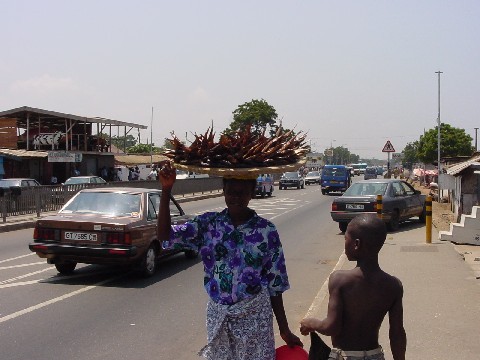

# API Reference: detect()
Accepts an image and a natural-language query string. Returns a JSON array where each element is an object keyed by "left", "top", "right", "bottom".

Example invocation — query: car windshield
[
  {"left": 0, "top": 180, "right": 19, "bottom": 187},
  {"left": 344, "top": 182, "right": 388, "bottom": 196},
  {"left": 283, "top": 172, "right": 299, "bottom": 179},
  {"left": 61, "top": 192, "right": 141, "bottom": 216},
  {"left": 64, "top": 177, "right": 91, "bottom": 185},
  {"left": 323, "top": 168, "right": 346, "bottom": 176},
  {"left": 307, "top": 172, "right": 319, "bottom": 177}
]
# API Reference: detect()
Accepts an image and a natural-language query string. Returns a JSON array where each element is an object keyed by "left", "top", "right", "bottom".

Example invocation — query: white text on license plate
[
  {"left": 346, "top": 204, "right": 364, "bottom": 210},
  {"left": 65, "top": 232, "right": 97, "bottom": 241}
]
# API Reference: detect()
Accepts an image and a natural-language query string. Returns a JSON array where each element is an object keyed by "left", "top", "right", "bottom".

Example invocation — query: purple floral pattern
[{"left": 163, "top": 209, "right": 290, "bottom": 304}]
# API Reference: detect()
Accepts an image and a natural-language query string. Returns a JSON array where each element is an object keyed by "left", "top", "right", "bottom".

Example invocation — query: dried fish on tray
[{"left": 163, "top": 125, "right": 308, "bottom": 177}]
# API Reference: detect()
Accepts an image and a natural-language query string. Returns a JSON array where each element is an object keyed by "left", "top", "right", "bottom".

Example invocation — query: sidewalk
[
  {"left": 309, "top": 223, "right": 480, "bottom": 359},
  {"left": 0, "top": 191, "right": 224, "bottom": 234}
]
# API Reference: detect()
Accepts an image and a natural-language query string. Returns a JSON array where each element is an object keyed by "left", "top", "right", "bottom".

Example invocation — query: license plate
[
  {"left": 346, "top": 204, "right": 364, "bottom": 210},
  {"left": 65, "top": 231, "right": 97, "bottom": 241},
  {"left": 330, "top": 180, "right": 338, "bottom": 184}
]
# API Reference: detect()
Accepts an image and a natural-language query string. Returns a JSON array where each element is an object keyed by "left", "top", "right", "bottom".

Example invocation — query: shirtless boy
[{"left": 300, "top": 214, "right": 406, "bottom": 360}]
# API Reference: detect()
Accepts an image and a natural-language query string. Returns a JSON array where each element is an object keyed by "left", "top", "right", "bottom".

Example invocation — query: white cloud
[{"left": 10, "top": 74, "right": 77, "bottom": 95}]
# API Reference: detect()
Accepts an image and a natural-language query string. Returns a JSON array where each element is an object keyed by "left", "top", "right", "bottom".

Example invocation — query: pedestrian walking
[
  {"left": 157, "top": 160, "right": 303, "bottom": 360},
  {"left": 300, "top": 214, "right": 406, "bottom": 360}
]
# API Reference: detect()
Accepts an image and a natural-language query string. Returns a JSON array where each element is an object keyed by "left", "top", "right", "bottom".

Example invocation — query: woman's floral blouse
[{"left": 163, "top": 209, "right": 290, "bottom": 305}]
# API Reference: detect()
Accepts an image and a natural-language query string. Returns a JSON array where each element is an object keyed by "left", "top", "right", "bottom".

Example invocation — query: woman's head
[{"left": 222, "top": 178, "right": 256, "bottom": 210}]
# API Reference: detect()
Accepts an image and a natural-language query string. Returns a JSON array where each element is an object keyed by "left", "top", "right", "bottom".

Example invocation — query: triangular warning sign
[{"left": 382, "top": 140, "right": 395, "bottom": 152}]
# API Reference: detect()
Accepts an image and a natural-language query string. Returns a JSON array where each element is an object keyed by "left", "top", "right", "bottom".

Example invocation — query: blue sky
[{"left": 1, "top": 1, "right": 479, "bottom": 159}]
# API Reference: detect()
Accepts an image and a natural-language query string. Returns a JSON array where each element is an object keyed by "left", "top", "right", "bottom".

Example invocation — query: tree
[
  {"left": 127, "top": 143, "right": 162, "bottom": 154},
  {"left": 417, "top": 123, "right": 473, "bottom": 164},
  {"left": 402, "top": 141, "right": 419, "bottom": 169},
  {"left": 226, "top": 99, "right": 278, "bottom": 136},
  {"left": 107, "top": 134, "right": 137, "bottom": 150}
]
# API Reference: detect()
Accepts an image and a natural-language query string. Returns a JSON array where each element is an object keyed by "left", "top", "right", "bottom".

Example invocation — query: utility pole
[
  {"left": 475, "top": 127, "right": 479, "bottom": 152},
  {"left": 436, "top": 70, "right": 443, "bottom": 202}
]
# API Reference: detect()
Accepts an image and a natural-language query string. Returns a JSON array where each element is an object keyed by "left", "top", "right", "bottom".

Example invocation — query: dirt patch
[{"left": 411, "top": 180, "right": 455, "bottom": 232}]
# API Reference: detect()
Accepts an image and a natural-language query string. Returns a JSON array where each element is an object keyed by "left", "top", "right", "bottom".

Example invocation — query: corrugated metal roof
[
  {"left": 0, "top": 106, "right": 147, "bottom": 129},
  {"left": 446, "top": 155, "right": 480, "bottom": 175},
  {"left": 0, "top": 148, "right": 48, "bottom": 160}
]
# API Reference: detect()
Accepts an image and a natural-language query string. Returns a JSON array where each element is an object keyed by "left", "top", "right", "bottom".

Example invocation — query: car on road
[
  {"left": 279, "top": 172, "right": 305, "bottom": 190},
  {"left": 29, "top": 187, "right": 197, "bottom": 277},
  {"left": 330, "top": 179, "right": 426, "bottom": 233},
  {"left": 0, "top": 178, "right": 41, "bottom": 189},
  {"left": 321, "top": 165, "right": 351, "bottom": 194},
  {"left": 304, "top": 171, "right": 321, "bottom": 185},
  {"left": 255, "top": 173, "right": 274, "bottom": 197},
  {"left": 363, "top": 167, "right": 378, "bottom": 180},
  {"left": 63, "top": 176, "right": 107, "bottom": 185}
]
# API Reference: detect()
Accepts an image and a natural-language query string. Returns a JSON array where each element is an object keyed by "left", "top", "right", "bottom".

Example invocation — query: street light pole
[
  {"left": 475, "top": 127, "right": 479, "bottom": 152},
  {"left": 436, "top": 70, "right": 443, "bottom": 202}
]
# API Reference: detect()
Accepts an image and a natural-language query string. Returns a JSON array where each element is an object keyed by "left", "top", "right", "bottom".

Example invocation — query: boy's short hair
[{"left": 348, "top": 214, "right": 387, "bottom": 252}]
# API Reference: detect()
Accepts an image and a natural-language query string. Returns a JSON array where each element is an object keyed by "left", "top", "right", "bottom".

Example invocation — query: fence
[{"left": 0, "top": 177, "right": 224, "bottom": 222}]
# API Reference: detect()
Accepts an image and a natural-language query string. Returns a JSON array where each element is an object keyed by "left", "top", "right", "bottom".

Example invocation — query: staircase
[{"left": 439, "top": 206, "right": 480, "bottom": 245}]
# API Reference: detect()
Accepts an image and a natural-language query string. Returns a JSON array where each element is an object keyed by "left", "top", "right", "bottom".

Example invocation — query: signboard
[
  {"left": 392, "top": 153, "right": 403, "bottom": 159},
  {"left": 382, "top": 140, "right": 395, "bottom": 153},
  {"left": 48, "top": 151, "right": 82, "bottom": 163}
]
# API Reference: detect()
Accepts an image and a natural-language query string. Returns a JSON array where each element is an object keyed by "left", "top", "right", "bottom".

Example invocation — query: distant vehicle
[
  {"left": 304, "top": 171, "right": 321, "bottom": 185},
  {"left": 351, "top": 163, "right": 368, "bottom": 176},
  {"left": 321, "top": 165, "right": 351, "bottom": 194},
  {"left": 330, "top": 179, "right": 426, "bottom": 233},
  {"left": 29, "top": 187, "right": 197, "bottom": 277},
  {"left": 364, "top": 167, "right": 378, "bottom": 180},
  {"left": 376, "top": 166, "right": 384, "bottom": 176},
  {"left": 279, "top": 172, "right": 305, "bottom": 190},
  {"left": 0, "top": 178, "right": 41, "bottom": 188},
  {"left": 63, "top": 176, "right": 107, "bottom": 185},
  {"left": 255, "top": 174, "right": 274, "bottom": 197}
]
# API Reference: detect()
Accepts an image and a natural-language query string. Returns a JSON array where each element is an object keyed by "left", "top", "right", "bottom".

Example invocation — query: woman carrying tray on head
[{"left": 157, "top": 160, "right": 303, "bottom": 360}]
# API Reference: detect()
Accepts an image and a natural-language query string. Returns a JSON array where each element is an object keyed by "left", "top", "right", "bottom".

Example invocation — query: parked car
[
  {"left": 330, "top": 179, "right": 426, "bottom": 233},
  {"left": 255, "top": 173, "right": 274, "bottom": 197},
  {"left": 363, "top": 167, "right": 378, "bottom": 180},
  {"left": 29, "top": 187, "right": 197, "bottom": 277},
  {"left": 0, "top": 178, "right": 41, "bottom": 189},
  {"left": 304, "top": 171, "right": 321, "bottom": 185},
  {"left": 63, "top": 176, "right": 107, "bottom": 185},
  {"left": 279, "top": 172, "right": 305, "bottom": 190}
]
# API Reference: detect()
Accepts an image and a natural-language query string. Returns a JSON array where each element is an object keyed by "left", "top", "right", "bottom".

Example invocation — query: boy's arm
[
  {"left": 271, "top": 295, "right": 303, "bottom": 348},
  {"left": 389, "top": 280, "right": 406, "bottom": 360},
  {"left": 300, "top": 272, "right": 343, "bottom": 336}
]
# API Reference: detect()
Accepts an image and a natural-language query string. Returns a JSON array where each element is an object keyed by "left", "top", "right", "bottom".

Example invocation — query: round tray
[{"left": 174, "top": 158, "right": 306, "bottom": 179}]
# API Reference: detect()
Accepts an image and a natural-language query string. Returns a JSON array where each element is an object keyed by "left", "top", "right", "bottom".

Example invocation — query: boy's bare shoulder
[{"left": 330, "top": 269, "right": 403, "bottom": 293}]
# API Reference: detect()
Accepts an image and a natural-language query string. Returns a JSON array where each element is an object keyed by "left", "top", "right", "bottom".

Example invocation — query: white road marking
[
  {"left": 303, "top": 252, "right": 347, "bottom": 318},
  {"left": 0, "top": 267, "right": 54, "bottom": 285},
  {"left": 0, "top": 253, "right": 35, "bottom": 264},
  {"left": 0, "top": 262, "right": 46, "bottom": 270},
  {"left": 0, "top": 274, "right": 126, "bottom": 324}
]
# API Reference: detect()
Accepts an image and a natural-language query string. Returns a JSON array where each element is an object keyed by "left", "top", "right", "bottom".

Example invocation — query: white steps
[{"left": 439, "top": 206, "right": 480, "bottom": 245}]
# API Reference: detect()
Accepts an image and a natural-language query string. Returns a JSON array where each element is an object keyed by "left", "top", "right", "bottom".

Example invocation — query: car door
[
  {"left": 400, "top": 181, "right": 424, "bottom": 216},
  {"left": 390, "top": 181, "right": 409, "bottom": 219}
]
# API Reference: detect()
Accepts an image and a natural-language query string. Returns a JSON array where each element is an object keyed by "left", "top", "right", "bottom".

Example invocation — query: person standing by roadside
[
  {"left": 300, "top": 214, "right": 406, "bottom": 360},
  {"left": 157, "top": 160, "right": 303, "bottom": 360}
]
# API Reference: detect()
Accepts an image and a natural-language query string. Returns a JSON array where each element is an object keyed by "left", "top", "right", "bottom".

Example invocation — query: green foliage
[
  {"left": 402, "top": 141, "right": 419, "bottom": 168},
  {"left": 107, "top": 134, "right": 137, "bottom": 150},
  {"left": 127, "top": 143, "right": 162, "bottom": 154},
  {"left": 417, "top": 123, "right": 473, "bottom": 163},
  {"left": 226, "top": 99, "right": 278, "bottom": 136}
]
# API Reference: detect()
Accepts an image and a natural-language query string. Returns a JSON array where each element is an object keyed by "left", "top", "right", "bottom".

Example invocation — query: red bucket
[{"left": 275, "top": 345, "right": 308, "bottom": 360}]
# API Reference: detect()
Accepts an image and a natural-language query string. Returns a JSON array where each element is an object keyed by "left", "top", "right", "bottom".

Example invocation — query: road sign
[
  {"left": 382, "top": 140, "right": 395, "bottom": 153},
  {"left": 392, "top": 153, "right": 403, "bottom": 159}
]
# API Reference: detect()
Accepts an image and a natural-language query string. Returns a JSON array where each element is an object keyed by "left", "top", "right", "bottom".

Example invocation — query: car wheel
[
  {"left": 339, "top": 222, "right": 348, "bottom": 233},
  {"left": 261, "top": 188, "right": 266, "bottom": 198},
  {"left": 321, "top": 189, "right": 326, "bottom": 195},
  {"left": 268, "top": 188, "right": 273, "bottom": 197},
  {"left": 297, "top": 184, "right": 300, "bottom": 189},
  {"left": 387, "top": 210, "right": 400, "bottom": 231},
  {"left": 55, "top": 262, "right": 77, "bottom": 275},
  {"left": 140, "top": 243, "right": 158, "bottom": 277},
  {"left": 301, "top": 183, "right": 305, "bottom": 189},
  {"left": 419, "top": 206, "right": 427, "bottom": 223}
]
